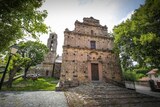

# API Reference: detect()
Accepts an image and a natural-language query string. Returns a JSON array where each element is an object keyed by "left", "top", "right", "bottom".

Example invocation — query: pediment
[{"left": 89, "top": 51, "right": 98, "bottom": 55}]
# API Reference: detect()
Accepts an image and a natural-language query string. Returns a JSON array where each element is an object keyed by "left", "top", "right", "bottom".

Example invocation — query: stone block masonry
[{"left": 60, "top": 17, "right": 122, "bottom": 88}]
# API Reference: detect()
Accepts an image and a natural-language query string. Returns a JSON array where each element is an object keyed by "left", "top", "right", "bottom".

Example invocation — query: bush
[
  {"left": 123, "top": 70, "right": 136, "bottom": 81},
  {"left": 123, "top": 70, "right": 145, "bottom": 81},
  {"left": 134, "top": 68, "right": 150, "bottom": 75}
]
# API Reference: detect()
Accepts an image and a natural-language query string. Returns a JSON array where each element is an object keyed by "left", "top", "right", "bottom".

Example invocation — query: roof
[
  {"left": 55, "top": 56, "right": 62, "bottom": 63},
  {"left": 147, "top": 69, "right": 159, "bottom": 75}
]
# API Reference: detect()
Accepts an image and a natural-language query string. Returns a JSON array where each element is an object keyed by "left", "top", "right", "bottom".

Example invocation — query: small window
[
  {"left": 46, "top": 70, "right": 49, "bottom": 76},
  {"left": 91, "top": 30, "right": 93, "bottom": 35},
  {"left": 90, "top": 41, "right": 96, "bottom": 49}
]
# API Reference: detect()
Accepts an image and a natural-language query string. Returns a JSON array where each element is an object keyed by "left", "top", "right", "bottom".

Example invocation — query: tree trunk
[
  {"left": 7, "top": 67, "right": 20, "bottom": 88},
  {"left": 24, "top": 66, "right": 30, "bottom": 79}
]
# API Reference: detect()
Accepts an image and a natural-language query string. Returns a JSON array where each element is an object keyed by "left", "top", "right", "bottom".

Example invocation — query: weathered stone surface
[
  {"left": 31, "top": 33, "right": 58, "bottom": 77},
  {"left": 41, "top": 33, "right": 57, "bottom": 77},
  {"left": 60, "top": 17, "right": 122, "bottom": 88},
  {"left": 53, "top": 56, "right": 62, "bottom": 79},
  {"left": 47, "top": 33, "right": 57, "bottom": 53},
  {"left": 65, "top": 82, "right": 160, "bottom": 107}
]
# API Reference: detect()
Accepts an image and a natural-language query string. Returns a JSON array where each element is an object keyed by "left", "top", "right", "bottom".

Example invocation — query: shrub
[
  {"left": 123, "top": 70, "right": 137, "bottom": 81},
  {"left": 134, "top": 68, "right": 150, "bottom": 75},
  {"left": 123, "top": 70, "right": 145, "bottom": 81}
]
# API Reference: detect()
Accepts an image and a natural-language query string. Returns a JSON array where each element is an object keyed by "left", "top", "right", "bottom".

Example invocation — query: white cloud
[
  {"left": 118, "top": 11, "right": 134, "bottom": 24},
  {"left": 39, "top": 0, "right": 143, "bottom": 55}
]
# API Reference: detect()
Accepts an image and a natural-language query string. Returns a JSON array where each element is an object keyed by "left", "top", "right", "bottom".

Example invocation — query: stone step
[
  {"left": 84, "top": 100, "right": 160, "bottom": 107},
  {"left": 91, "top": 88, "right": 129, "bottom": 92},
  {"left": 90, "top": 84, "right": 117, "bottom": 88},
  {"left": 67, "top": 82, "right": 160, "bottom": 107},
  {"left": 87, "top": 91, "right": 137, "bottom": 97},
  {"left": 99, "top": 102, "right": 160, "bottom": 107},
  {"left": 84, "top": 97, "right": 160, "bottom": 106},
  {"left": 91, "top": 93, "right": 152, "bottom": 99},
  {"left": 90, "top": 82, "right": 119, "bottom": 87},
  {"left": 75, "top": 102, "right": 160, "bottom": 107},
  {"left": 83, "top": 94, "right": 158, "bottom": 100},
  {"left": 109, "top": 95, "right": 154, "bottom": 100},
  {"left": 105, "top": 90, "right": 136, "bottom": 94}
]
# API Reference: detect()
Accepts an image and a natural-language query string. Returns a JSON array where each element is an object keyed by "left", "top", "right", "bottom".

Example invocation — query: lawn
[{"left": 1, "top": 77, "right": 58, "bottom": 91}]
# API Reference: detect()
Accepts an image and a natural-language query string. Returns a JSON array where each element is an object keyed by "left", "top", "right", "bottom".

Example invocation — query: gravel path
[{"left": 0, "top": 91, "right": 68, "bottom": 107}]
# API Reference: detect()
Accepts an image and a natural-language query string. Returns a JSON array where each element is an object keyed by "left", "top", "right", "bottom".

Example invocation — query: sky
[{"left": 39, "top": 0, "right": 145, "bottom": 56}]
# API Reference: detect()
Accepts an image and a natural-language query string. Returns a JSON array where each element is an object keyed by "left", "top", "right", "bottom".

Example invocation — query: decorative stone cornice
[
  {"left": 63, "top": 45, "right": 113, "bottom": 53},
  {"left": 64, "top": 30, "right": 114, "bottom": 40}
]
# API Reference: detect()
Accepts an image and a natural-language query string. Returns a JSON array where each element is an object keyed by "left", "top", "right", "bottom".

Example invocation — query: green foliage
[
  {"left": 18, "top": 41, "right": 48, "bottom": 66},
  {"left": 123, "top": 70, "right": 145, "bottom": 81},
  {"left": 1, "top": 40, "right": 48, "bottom": 85},
  {"left": 1, "top": 77, "right": 58, "bottom": 91},
  {"left": 0, "top": 54, "right": 5, "bottom": 66},
  {"left": 17, "top": 41, "right": 48, "bottom": 78},
  {"left": 134, "top": 68, "right": 150, "bottom": 75},
  {"left": 7, "top": 54, "right": 31, "bottom": 71},
  {"left": 123, "top": 70, "right": 136, "bottom": 81},
  {"left": 0, "top": 0, "right": 49, "bottom": 52},
  {"left": 0, "top": 53, "right": 31, "bottom": 87},
  {"left": 113, "top": 0, "right": 160, "bottom": 71}
]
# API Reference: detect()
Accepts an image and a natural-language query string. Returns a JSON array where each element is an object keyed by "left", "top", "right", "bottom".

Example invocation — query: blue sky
[{"left": 39, "top": 0, "right": 145, "bottom": 55}]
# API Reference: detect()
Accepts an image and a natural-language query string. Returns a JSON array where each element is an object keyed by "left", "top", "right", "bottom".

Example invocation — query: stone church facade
[{"left": 60, "top": 17, "right": 122, "bottom": 87}]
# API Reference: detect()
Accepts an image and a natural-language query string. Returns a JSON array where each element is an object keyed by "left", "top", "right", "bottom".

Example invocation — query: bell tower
[
  {"left": 47, "top": 33, "right": 57, "bottom": 53},
  {"left": 40, "top": 32, "right": 57, "bottom": 77}
]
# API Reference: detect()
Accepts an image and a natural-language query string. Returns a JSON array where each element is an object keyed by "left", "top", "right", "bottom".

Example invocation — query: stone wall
[
  {"left": 54, "top": 63, "right": 61, "bottom": 79},
  {"left": 60, "top": 17, "right": 122, "bottom": 88},
  {"left": 63, "top": 31, "right": 113, "bottom": 50}
]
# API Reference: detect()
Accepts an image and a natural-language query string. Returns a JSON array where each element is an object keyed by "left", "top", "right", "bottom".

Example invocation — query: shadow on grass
[{"left": 1, "top": 77, "right": 59, "bottom": 91}]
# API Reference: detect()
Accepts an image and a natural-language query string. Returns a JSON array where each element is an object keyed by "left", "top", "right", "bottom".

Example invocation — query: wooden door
[{"left": 91, "top": 63, "right": 99, "bottom": 80}]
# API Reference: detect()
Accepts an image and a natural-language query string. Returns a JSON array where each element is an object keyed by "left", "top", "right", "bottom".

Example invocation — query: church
[{"left": 59, "top": 17, "right": 122, "bottom": 88}]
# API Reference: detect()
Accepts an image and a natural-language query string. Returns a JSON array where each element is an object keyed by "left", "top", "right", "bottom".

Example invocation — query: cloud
[
  {"left": 39, "top": 0, "right": 144, "bottom": 55},
  {"left": 78, "top": 0, "right": 93, "bottom": 5},
  {"left": 118, "top": 11, "right": 134, "bottom": 24}
]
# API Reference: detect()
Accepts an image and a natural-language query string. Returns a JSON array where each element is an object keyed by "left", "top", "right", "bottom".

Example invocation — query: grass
[{"left": 1, "top": 77, "right": 59, "bottom": 91}]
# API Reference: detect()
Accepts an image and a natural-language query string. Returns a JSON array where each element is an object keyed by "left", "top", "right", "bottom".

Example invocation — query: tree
[
  {"left": 7, "top": 54, "right": 31, "bottom": 87},
  {"left": 0, "top": 0, "right": 49, "bottom": 52},
  {"left": 18, "top": 41, "right": 48, "bottom": 78},
  {"left": 113, "top": 0, "right": 160, "bottom": 71},
  {"left": 4, "top": 40, "right": 48, "bottom": 87},
  {"left": 0, "top": 54, "right": 5, "bottom": 66}
]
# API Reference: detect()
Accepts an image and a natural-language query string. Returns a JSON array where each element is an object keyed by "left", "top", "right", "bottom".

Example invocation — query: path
[
  {"left": 0, "top": 91, "right": 68, "bottom": 107},
  {"left": 135, "top": 84, "right": 160, "bottom": 98}
]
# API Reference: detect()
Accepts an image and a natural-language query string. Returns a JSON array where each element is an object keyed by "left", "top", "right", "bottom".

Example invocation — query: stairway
[{"left": 66, "top": 82, "right": 160, "bottom": 107}]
